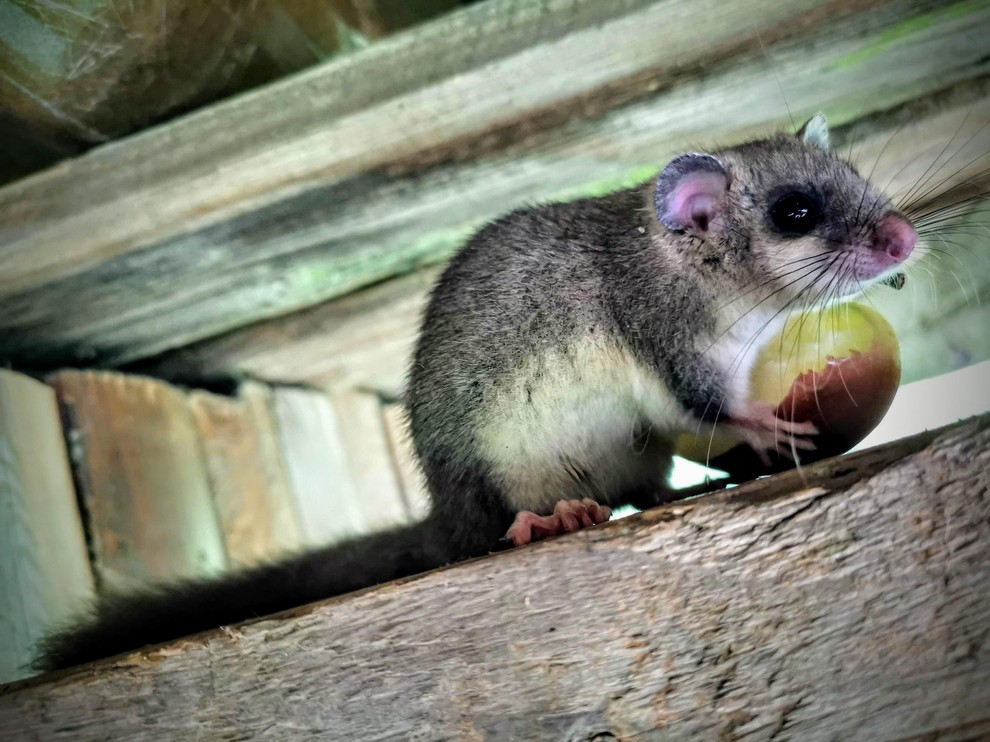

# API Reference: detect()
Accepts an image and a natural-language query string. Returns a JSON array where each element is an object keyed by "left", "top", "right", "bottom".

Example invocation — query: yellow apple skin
[{"left": 676, "top": 302, "right": 901, "bottom": 477}]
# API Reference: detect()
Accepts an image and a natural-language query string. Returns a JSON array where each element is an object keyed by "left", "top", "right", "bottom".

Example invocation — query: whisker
[
  {"left": 895, "top": 111, "right": 980, "bottom": 209},
  {"left": 698, "top": 258, "right": 840, "bottom": 466},
  {"left": 714, "top": 252, "right": 834, "bottom": 313}
]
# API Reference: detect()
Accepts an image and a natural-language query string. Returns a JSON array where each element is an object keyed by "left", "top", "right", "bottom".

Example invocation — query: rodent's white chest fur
[
  {"left": 704, "top": 304, "right": 787, "bottom": 412},
  {"left": 477, "top": 307, "right": 784, "bottom": 515},
  {"left": 477, "top": 336, "right": 692, "bottom": 514}
]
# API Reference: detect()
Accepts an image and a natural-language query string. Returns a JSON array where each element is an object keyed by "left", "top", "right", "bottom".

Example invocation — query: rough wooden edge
[
  {"left": 0, "top": 370, "right": 94, "bottom": 685},
  {"left": 1, "top": 414, "right": 986, "bottom": 740}
]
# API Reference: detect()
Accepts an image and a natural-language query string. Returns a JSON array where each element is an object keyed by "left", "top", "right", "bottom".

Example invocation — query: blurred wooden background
[{"left": 0, "top": 0, "right": 468, "bottom": 183}]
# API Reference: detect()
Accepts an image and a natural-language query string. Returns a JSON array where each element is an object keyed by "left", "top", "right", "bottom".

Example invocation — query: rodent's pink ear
[{"left": 655, "top": 153, "right": 728, "bottom": 233}]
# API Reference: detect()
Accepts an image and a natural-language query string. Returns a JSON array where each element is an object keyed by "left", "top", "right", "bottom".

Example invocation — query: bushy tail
[{"left": 36, "top": 519, "right": 446, "bottom": 671}]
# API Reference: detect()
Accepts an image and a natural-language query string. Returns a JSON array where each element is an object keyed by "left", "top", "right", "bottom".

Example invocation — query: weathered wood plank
[
  {"left": 0, "top": 370, "right": 94, "bottom": 685},
  {"left": 1, "top": 0, "right": 987, "bottom": 368},
  {"left": 134, "top": 80, "right": 990, "bottom": 394},
  {"left": 382, "top": 402, "right": 432, "bottom": 520},
  {"left": 46, "top": 371, "right": 227, "bottom": 591},
  {"left": 189, "top": 387, "right": 304, "bottom": 567},
  {"left": 330, "top": 391, "right": 415, "bottom": 529},
  {"left": 141, "top": 266, "right": 440, "bottom": 394},
  {"left": 1, "top": 416, "right": 986, "bottom": 739},
  {"left": 272, "top": 386, "right": 366, "bottom": 546},
  {"left": 0, "top": 0, "right": 810, "bottom": 293}
]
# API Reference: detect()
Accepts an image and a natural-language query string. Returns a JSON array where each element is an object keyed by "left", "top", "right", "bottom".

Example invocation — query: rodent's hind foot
[
  {"left": 729, "top": 401, "right": 818, "bottom": 467},
  {"left": 503, "top": 498, "right": 612, "bottom": 548}
]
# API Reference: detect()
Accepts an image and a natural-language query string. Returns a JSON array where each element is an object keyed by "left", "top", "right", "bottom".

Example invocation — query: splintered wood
[{"left": 2, "top": 415, "right": 987, "bottom": 740}]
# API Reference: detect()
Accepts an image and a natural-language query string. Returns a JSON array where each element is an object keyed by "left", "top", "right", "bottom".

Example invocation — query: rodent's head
[{"left": 654, "top": 115, "right": 916, "bottom": 306}]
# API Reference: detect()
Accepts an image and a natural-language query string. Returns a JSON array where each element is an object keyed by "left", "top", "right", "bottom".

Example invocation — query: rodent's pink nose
[{"left": 876, "top": 214, "right": 916, "bottom": 263}]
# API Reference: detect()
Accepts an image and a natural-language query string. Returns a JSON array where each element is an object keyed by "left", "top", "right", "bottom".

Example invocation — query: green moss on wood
[{"left": 832, "top": 0, "right": 986, "bottom": 70}]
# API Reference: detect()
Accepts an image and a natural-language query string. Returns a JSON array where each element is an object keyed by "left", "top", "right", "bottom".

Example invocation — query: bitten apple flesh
[{"left": 677, "top": 303, "right": 901, "bottom": 479}]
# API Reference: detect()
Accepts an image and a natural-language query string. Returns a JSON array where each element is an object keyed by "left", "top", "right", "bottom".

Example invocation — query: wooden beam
[
  {"left": 189, "top": 386, "right": 305, "bottom": 567},
  {"left": 1, "top": 416, "right": 987, "bottom": 738},
  {"left": 1, "top": 0, "right": 987, "bottom": 369},
  {"left": 138, "top": 265, "right": 441, "bottom": 394},
  {"left": 0, "top": 370, "right": 94, "bottom": 684},
  {"left": 137, "top": 84, "right": 990, "bottom": 395},
  {"left": 329, "top": 391, "right": 418, "bottom": 529},
  {"left": 46, "top": 371, "right": 228, "bottom": 591},
  {"left": 270, "top": 386, "right": 366, "bottom": 547}
]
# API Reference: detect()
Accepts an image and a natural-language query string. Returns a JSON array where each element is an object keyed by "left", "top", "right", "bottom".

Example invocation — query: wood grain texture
[
  {"left": 382, "top": 402, "right": 432, "bottom": 521},
  {"left": 330, "top": 391, "right": 414, "bottom": 528},
  {"left": 2, "top": 416, "right": 986, "bottom": 740},
  {"left": 0, "top": 370, "right": 94, "bottom": 684},
  {"left": 1, "top": 0, "right": 988, "bottom": 369},
  {"left": 46, "top": 371, "right": 227, "bottom": 591},
  {"left": 272, "top": 386, "right": 366, "bottom": 546},
  {"left": 135, "top": 81, "right": 990, "bottom": 395},
  {"left": 189, "top": 387, "right": 304, "bottom": 567},
  {"left": 141, "top": 266, "right": 441, "bottom": 395}
]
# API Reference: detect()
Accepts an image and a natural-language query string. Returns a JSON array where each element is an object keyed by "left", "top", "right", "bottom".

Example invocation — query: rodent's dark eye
[{"left": 769, "top": 191, "right": 822, "bottom": 236}]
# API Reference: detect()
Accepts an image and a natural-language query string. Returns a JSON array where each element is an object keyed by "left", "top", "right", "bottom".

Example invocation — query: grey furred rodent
[{"left": 37, "top": 115, "right": 917, "bottom": 670}]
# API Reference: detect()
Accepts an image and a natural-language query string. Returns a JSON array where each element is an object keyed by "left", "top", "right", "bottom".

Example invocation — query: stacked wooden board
[
  {"left": 0, "top": 372, "right": 94, "bottom": 685},
  {"left": 0, "top": 368, "right": 427, "bottom": 683}
]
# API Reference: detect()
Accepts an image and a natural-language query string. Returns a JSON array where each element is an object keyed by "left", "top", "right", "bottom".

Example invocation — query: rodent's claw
[
  {"left": 729, "top": 401, "right": 818, "bottom": 466},
  {"left": 504, "top": 498, "right": 612, "bottom": 547}
]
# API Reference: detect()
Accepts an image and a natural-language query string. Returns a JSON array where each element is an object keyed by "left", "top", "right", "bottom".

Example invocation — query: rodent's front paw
[{"left": 728, "top": 401, "right": 817, "bottom": 466}]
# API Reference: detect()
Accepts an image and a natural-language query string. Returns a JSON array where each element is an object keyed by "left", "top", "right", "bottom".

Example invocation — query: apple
[{"left": 676, "top": 302, "right": 901, "bottom": 478}]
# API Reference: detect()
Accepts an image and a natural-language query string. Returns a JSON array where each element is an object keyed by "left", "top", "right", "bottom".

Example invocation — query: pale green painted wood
[
  {"left": 0, "top": 0, "right": 987, "bottom": 368},
  {"left": 139, "top": 83, "right": 990, "bottom": 395},
  {"left": 0, "top": 370, "right": 94, "bottom": 684}
]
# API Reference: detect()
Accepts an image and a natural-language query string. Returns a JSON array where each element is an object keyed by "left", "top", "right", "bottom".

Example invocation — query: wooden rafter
[{"left": 0, "top": 0, "right": 988, "bottom": 369}]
